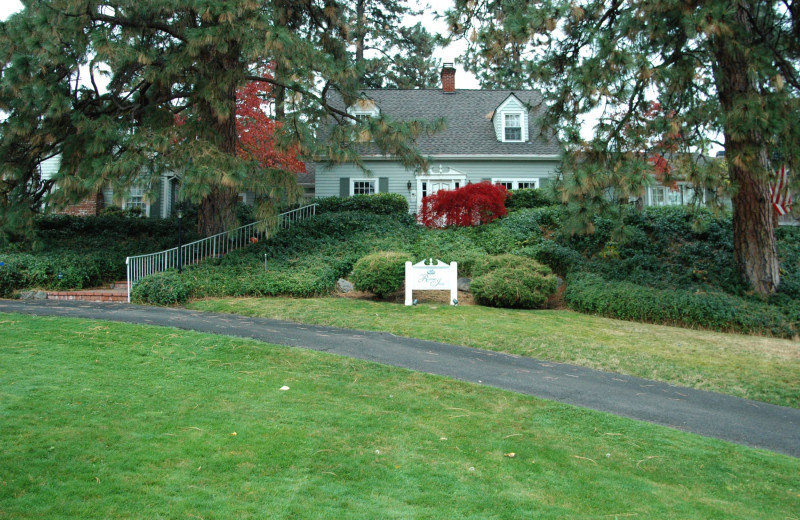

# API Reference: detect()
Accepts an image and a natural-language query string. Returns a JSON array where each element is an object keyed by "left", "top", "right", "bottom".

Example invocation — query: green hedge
[
  {"left": 505, "top": 188, "right": 557, "bottom": 211},
  {"left": 131, "top": 271, "right": 193, "bottom": 305},
  {"left": 351, "top": 251, "right": 413, "bottom": 298},
  {"left": 0, "top": 252, "right": 120, "bottom": 294},
  {"left": 313, "top": 193, "right": 409, "bottom": 216},
  {"left": 564, "top": 272, "right": 797, "bottom": 338}
]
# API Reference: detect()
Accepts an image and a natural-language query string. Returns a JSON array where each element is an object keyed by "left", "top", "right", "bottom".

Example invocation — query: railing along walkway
[{"left": 126, "top": 204, "right": 317, "bottom": 302}]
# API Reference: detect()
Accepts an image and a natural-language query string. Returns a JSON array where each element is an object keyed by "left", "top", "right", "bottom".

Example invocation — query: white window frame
[
  {"left": 123, "top": 186, "right": 150, "bottom": 217},
  {"left": 351, "top": 178, "right": 377, "bottom": 196},
  {"left": 503, "top": 112, "right": 523, "bottom": 142},
  {"left": 491, "top": 178, "right": 540, "bottom": 190}
]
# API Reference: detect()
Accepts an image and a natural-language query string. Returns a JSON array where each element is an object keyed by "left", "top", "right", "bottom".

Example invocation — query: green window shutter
[
  {"left": 378, "top": 177, "right": 389, "bottom": 193},
  {"left": 339, "top": 177, "right": 350, "bottom": 197}
]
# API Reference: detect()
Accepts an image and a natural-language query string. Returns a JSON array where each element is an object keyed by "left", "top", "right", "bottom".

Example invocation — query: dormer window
[
  {"left": 504, "top": 113, "right": 522, "bottom": 141},
  {"left": 493, "top": 94, "right": 528, "bottom": 143},
  {"left": 347, "top": 95, "right": 380, "bottom": 122}
]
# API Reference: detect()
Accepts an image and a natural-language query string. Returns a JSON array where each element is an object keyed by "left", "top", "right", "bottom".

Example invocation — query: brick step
[{"left": 47, "top": 289, "right": 128, "bottom": 303}]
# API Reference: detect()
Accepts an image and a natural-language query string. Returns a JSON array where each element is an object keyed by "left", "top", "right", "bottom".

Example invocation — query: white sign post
[{"left": 405, "top": 259, "right": 458, "bottom": 306}]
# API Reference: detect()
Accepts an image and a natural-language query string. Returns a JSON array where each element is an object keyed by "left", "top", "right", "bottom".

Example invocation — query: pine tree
[
  {"left": 447, "top": 0, "right": 800, "bottom": 295},
  {"left": 0, "top": 0, "right": 439, "bottom": 238},
  {"left": 350, "top": 0, "right": 442, "bottom": 89}
]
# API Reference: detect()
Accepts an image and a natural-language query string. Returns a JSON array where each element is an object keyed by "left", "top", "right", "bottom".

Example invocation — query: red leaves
[
  {"left": 235, "top": 80, "right": 305, "bottom": 174},
  {"left": 418, "top": 182, "right": 508, "bottom": 228}
]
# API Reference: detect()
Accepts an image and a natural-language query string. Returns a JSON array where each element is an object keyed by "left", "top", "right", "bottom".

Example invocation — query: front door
[
  {"left": 415, "top": 167, "right": 467, "bottom": 212},
  {"left": 426, "top": 180, "right": 457, "bottom": 198}
]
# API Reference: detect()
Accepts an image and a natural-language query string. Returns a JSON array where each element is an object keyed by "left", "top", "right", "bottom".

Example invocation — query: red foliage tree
[
  {"left": 235, "top": 79, "right": 306, "bottom": 174},
  {"left": 418, "top": 182, "right": 508, "bottom": 228}
]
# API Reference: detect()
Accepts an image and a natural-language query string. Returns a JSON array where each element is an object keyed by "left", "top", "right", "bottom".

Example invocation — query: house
[
  {"left": 314, "top": 64, "right": 562, "bottom": 213},
  {"left": 39, "top": 155, "right": 179, "bottom": 217}
]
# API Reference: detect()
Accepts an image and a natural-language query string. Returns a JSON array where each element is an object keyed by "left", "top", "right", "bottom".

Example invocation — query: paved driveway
[{"left": 2, "top": 299, "right": 798, "bottom": 458}]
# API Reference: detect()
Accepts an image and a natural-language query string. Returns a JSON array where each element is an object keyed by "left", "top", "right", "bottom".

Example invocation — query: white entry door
[
  {"left": 415, "top": 168, "right": 467, "bottom": 212},
  {"left": 428, "top": 180, "right": 455, "bottom": 196}
]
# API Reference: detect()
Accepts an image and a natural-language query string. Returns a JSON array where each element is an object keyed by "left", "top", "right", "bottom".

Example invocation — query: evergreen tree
[
  {"left": 447, "top": 0, "right": 800, "bottom": 295},
  {"left": 350, "top": 0, "right": 442, "bottom": 89},
  {"left": 0, "top": 0, "right": 440, "bottom": 237}
]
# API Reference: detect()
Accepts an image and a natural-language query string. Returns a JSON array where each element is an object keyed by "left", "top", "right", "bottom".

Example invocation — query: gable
[
  {"left": 492, "top": 94, "right": 529, "bottom": 143},
  {"left": 346, "top": 95, "right": 380, "bottom": 119}
]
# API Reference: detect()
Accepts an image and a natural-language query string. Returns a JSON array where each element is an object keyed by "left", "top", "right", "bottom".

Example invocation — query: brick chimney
[{"left": 441, "top": 62, "right": 456, "bottom": 93}]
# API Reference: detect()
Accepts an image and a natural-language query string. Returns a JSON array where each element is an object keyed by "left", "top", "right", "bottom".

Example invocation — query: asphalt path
[{"left": 2, "top": 299, "right": 798, "bottom": 458}]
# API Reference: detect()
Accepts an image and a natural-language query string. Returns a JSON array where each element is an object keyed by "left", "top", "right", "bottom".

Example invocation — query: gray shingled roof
[{"left": 325, "top": 89, "right": 561, "bottom": 157}]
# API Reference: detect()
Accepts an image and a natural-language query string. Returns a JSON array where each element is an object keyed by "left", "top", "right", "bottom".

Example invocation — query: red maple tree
[
  {"left": 235, "top": 79, "right": 306, "bottom": 174},
  {"left": 174, "top": 73, "right": 306, "bottom": 174},
  {"left": 418, "top": 182, "right": 509, "bottom": 228}
]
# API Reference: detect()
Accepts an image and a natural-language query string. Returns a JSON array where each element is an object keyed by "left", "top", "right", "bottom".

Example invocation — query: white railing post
[{"left": 126, "top": 257, "right": 131, "bottom": 303}]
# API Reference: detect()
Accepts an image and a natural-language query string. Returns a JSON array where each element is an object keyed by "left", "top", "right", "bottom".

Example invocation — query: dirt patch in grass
[
  {"left": 336, "top": 287, "right": 477, "bottom": 306},
  {"left": 335, "top": 282, "right": 566, "bottom": 309}
]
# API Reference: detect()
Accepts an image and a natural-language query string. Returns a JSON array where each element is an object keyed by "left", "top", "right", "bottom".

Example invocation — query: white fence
[{"left": 126, "top": 204, "right": 317, "bottom": 302}]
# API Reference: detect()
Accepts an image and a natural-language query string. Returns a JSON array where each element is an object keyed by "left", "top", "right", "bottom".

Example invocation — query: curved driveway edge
[{"left": 2, "top": 299, "right": 798, "bottom": 458}]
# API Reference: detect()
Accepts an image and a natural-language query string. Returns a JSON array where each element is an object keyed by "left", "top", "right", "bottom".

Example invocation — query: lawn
[
  {"left": 187, "top": 297, "right": 800, "bottom": 409},
  {"left": 2, "top": 313, "right": 798, "bottom": 519}
]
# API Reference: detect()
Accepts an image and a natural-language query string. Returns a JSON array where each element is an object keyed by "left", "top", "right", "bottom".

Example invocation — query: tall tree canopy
[
  {"left": 0, "top": 0, "right": 439, "bottom": 237},
  {"left": 350, "top": 0, "right": 442, "bottom": 89},
  {"left": 448, "top": 0, "right": 800, "bottom": 295}
]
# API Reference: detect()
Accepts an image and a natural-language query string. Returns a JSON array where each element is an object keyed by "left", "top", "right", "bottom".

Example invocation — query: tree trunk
[
  {"left": 727, "top": 143, "right": 780, "bottom": 294},
  {"left": 712, "top": 1, "right": 780, "bottom": 295},
  {"left": 197, "top": 43, "right": 241, "bottom": 237},
  {"left": 356, "top": 0, "right": 365, "bottom": 64}
]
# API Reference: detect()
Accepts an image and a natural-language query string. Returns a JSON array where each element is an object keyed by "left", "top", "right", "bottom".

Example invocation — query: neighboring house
[
  {"left": 314, "top": 63, "right": 562, "bottom": 213},
  {"left": 39, "top": 155, "right": 179, "bottom": 218}
]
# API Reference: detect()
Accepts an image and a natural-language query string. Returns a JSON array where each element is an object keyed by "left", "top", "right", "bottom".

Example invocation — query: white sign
[{"left": 405, "top": 259, "right": 458, "bottom": 306}]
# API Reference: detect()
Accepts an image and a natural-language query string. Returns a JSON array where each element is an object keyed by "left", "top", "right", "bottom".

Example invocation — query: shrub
[
  {"left": 471, "top": 263, "right": 557, "bottom": 309},
  {"left": 131, "top": 271, "right": 193, "bottom": 305},
  {"left": 0, "top": 259, "right": 23, "bottom": 298},
  {"left": 505, "top": 188, "right": 556, "bottom": 211},
  {"left": 419, "top": 182, "right": 508, "bottom": 228},
  {"left": 471, "top": 254, "right": 552, "bottom": 278},
  {"left": 314, "top": 193, "right": 409, "bottom": 216},
  {"left": 516, "top": 240, "right": 584, "bottom": 277},
  {"left": 351, "top": 251, "right": 413, "bottom": 298},
  {"left": 564, "top": 272, "right": 797, "bottom": 338}
]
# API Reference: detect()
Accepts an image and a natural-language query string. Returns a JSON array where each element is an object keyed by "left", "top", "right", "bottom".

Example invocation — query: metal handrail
[{"left": 125, "top": 204, "right": 317, "bottom": 302}]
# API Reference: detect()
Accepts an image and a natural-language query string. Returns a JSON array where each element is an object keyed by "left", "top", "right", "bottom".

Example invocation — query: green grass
[
  {"left": 187, "top": 297, "right": 800, "bottom": 409},
  {"left": 1, "top": 313, "right": 798, "bottom": 519}
]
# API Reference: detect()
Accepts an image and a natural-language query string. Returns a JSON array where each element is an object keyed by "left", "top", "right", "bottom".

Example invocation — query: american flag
[{"left": 770, "top": 164, "right": 793, "bottom": 216}]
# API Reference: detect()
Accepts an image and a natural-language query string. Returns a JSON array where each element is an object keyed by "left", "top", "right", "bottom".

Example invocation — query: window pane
[
  {"left": 353, "top": 181, "right": 375, "bottom": 195},
  {"left": 518, "top": 181, "right": 537, "bottom": 189},
  {"left": 504, "top": 127, "right": 521, "bottom": 141},
  {"left": 504, "top": 113, "right": 522, "bottom": 141}
]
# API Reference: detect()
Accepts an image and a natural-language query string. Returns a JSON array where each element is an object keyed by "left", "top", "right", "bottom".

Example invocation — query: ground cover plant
[
  {"left": 189, "top": 297, "right": 800, "bottom": 409},
  {"left": 0, "top": 213, "right": 202, "bottom": 294},
  {"left": 2, "top": 313, "right": 799, "bottom": 519},
  {"left": 163, "top": 196, "right": 799, "bottom": 337}
]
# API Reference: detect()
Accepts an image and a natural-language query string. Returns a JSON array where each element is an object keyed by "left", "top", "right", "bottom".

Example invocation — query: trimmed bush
[
  {"left": 351, "top": 251, "right": 413, "bottom": 298},
  {"left": 131, "top": 271, "right": 193, "bottom": 306},
  {"left": 471, "top": 263, "right": 557, "bottom": 309},
  {"left": 314, "top": 193, "right": 409, "bottom": 216},
  {"left": 564, "top": 272, "right": 797, "bottom": 338}
]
